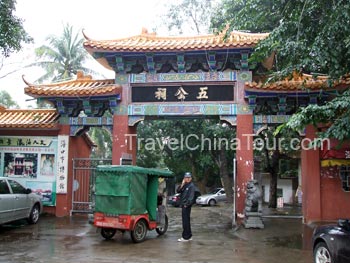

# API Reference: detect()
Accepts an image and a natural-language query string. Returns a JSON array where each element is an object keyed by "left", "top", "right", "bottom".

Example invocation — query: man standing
[{"left": 177, "top": 172, "right": 195, "bottom": 242}]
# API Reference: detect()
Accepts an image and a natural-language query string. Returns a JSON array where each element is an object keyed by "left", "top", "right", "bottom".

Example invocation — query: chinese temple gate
[
  {"left": 82, "top": 29, "right": 350, "bottom": 221},
  {"left": 6, "top": 28, "right": 349, "bottom": 222},
  {"left": 81, "top": 28, "right": 271, "bottom": 216},
  {"left": 22, "top": 29, "right": 270, "bottom": 217}
]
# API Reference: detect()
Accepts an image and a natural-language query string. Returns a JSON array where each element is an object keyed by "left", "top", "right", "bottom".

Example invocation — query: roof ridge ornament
[
  {"left": 82, "top": 29, "right": 91, "bottom": 41},
  {"left": 22, "top": 75, "right": 34, "bottom": 87},
  {"left": 76, "top": 71, "right": 92, "bottom": 80},
  {"left": 141, "top": 27, "right": 157, "bottom": 37},
  {"left": 139, "top": 28, "right": 157, "bottom": 41}
]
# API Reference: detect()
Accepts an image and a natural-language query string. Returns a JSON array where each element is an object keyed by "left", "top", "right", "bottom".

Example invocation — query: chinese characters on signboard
[
  {"left": 174, "top": 87, "right": 189, "bottom": 100},
  {"left": 154, "top": 88, "right": 167, "bottom": 101},
  {"left": 0, "top": 136, "right": 57, "bottom": 206},
  {"left": 0, "top": 137, "right": 52, "bottom": 147},
  {"left": 196, "top": 87, "right": 209, "bottom": 100},
  {"left": 56, "top": 135, "right": 69, "bottom": 194},
  {"left": 132, "top": 85, "right": 234, "bottom": 102}
]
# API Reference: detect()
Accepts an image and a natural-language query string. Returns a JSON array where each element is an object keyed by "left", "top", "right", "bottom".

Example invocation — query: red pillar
[
  {"left": 302, "top": 125, "right": 321, "bottom": 223},
  {"left": 236, "top": 114, "right": 254, "bottom": 216},
  {"left": 112, "top": 115, "right": 137, "bottom": 165}
]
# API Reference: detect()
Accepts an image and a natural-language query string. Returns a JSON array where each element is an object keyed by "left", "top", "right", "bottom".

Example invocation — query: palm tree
[
  {"left": 32, "top": 23, "right": 93, "bottom": 83},
  {"left": 30, "top": 24, "right": 112, "bottom": 157}
]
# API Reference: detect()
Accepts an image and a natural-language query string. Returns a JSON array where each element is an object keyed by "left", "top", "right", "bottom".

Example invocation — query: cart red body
[
  {"left": 93, "top": 165, "right": 172, "bottom": 243},
  {"left": 94, "top": 212, "right": 157, "bottom": 230}
]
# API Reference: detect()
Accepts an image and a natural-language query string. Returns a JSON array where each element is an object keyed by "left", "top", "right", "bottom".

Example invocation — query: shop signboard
[{"left": 0, "top": 136, "right": 58, "bottom": 206}]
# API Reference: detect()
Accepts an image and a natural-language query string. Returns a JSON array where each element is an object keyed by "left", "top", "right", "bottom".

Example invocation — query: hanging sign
[
  {"left": 56, "top": 135, "right": 69, "bottom": 194},
  {"left": 132, "top": 84, "right": 234, "bottom": 102}
]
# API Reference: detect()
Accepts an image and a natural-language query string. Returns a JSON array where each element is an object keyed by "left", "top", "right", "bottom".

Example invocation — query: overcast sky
[{"left": 0, "top": 0, "right": 168, "bottom": 108}]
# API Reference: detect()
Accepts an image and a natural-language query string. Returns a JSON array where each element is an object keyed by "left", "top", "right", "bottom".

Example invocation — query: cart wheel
[
  {"left": 101, "top": 228, "right": 117, "bottom": 240},
  {"left": 156, "top": 214, "right": 168, "bottom": 235},
  {"left": 130, "top": 219, "right": 148, "bottom": 243}
]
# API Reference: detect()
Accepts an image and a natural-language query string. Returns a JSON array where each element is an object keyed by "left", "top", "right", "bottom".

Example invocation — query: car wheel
[
  {"left": 27, "top": 204, "right": 40, "bottom": 224},
  {"left": 101, "top": 228, "right": 117, "bottom": 240},
  {"left": 156, "top": 214, "right": 168, "bottom": 235},
  {"left": 130, "top": 219, "right": 148, "bottom": 243},
  {"left": 208, "top": 199, "right": 216, "bottom": 206},
  {"left": 314, "top": 242, "right": 332, "bottom": 263}
]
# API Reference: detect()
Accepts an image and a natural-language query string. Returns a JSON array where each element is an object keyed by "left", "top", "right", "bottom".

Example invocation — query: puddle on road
[{"left": 264, "top": 234, "right": 304, "bottom": 249}]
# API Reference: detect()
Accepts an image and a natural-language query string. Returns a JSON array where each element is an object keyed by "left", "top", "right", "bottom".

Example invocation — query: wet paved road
[{"left": 0, "top": 205, "right": 314, "bottom": 263}]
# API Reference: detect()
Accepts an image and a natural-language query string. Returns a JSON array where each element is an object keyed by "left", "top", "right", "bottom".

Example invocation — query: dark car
[
  {"left": 168, "top": 193, "right": 181, "bottom": 207},
  {"left": 312, "top": 219, "right": 350, "bottom": 263}
]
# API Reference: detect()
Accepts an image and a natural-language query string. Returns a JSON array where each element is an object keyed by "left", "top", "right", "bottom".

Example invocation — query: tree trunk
[
  {"left": 196, "top": 169, "right": 209, "bottom": 194},
  {"left": 218, "top": 148, "right": 233, "bottom": 204},
  {"left": 268, "top": 170, "right": 278, "bottom": 208},
  {"left": 268, "top": 150, "right": 280, "bottom": 208}
]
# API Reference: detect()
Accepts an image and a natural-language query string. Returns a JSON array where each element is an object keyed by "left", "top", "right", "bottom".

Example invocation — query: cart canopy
[
  {"left": 95, "top": 165, "right": 173, "bottom": 219},
  {"left": 96, "top": 165, "right": 173, "bottom": 178}
]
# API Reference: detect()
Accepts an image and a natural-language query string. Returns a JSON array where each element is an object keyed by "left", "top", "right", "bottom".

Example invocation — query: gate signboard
[{"left": 132, "top": 84, "right": 234, "bottom": 102}]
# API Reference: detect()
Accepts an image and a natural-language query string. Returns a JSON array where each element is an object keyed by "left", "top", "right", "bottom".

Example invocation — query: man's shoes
[{"left": 177, "top": 237, "right": 192, "bottom": 242}]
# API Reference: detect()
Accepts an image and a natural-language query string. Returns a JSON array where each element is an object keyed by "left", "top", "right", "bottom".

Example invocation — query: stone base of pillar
[{"left": 243, "top": 212, "right": 264, "bottom": 229}]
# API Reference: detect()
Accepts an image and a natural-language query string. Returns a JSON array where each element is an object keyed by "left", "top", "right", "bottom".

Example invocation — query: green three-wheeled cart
[{"left": 93, "top": 165, "right": 173, "bottom": 243}]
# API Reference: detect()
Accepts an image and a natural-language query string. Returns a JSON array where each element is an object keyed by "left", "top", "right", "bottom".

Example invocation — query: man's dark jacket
[{"left": 177, "top": 182, "right": 195, "bottom": 207}]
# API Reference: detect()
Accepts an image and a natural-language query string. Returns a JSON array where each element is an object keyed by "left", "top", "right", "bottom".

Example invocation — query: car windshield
[{"left": 208, "top": 188, "right": 221, "bottom": 194}]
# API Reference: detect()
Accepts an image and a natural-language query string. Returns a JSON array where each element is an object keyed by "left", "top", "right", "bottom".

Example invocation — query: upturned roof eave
[
  {"left": 22, "top": 72, "right": 122, "bottom": 99},
  {"left": 84, "top": 44, "right": 258, "bottom": 55},
  {"left": 82, "top": 28, "right": 269, "bottom": 55},
  {"left": 24, "top": 90, "right": 122, "bottom": 99}
]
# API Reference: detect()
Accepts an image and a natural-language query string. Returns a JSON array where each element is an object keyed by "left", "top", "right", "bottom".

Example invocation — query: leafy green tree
[
  {"left": 203, "top": 121, "right": 235, "bottom": 200},
  {"left": 0, "top": 0, "right": 32, "bottom": 58},
  {"left": 32, "top": 24, "right": 92, "bottom": 83},
  {"left": 89, "top": 127, "right": 112, "bottom": 159},
  {"left": 160, "top": 0, "right": 215, "bottom": 35},
  {"left": 211, "top": 0, "right": 350, "bottom": 79},
  {"left": 285, "top": 89, "right": 350, "bottom": 142},
  {"left": 211, "top": 0, "right": 350, "bottom": 206},
  {"left": 211, "top": 0, "right": 281, "bottom": 33},
  {"left": 29, "top": 23, "right": 111, "bottom": 156},
  {"left": 160, "top": 119, "right": 222, "bottom": 193},
  {"left": 136, "top": 119, "right": 235, "bottom": 200},
  {"left": 136, "top": 121, "right": 167, "bottom": 168},
  {"left": 255, "top": 127, "right": 301, "bottom": 207},
  {"left": 0, "top": 90, "right": 19, "bottom": 108}
]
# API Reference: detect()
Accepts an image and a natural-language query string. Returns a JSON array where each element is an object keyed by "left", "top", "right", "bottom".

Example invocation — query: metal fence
[{"left": 71, "top": 158, "right": 112, "bottom": 214}]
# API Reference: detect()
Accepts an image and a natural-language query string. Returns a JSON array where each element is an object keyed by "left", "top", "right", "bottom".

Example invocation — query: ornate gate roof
[
  {"left": 245, "top": 73, "right": 350, "bottom": 93},
  {"left": 0, "top": 106, "right": 59, "bottom": 129},
  {"left": 23, "top": 71, "right": 121, "bottom": 118},
  {"left": 83, "top": 28, "right": 269, "bottom": 53},
  {"left": 244, "top": 72, "right": 350, "bottom": 116},
  {"left": 24, "top": 71, "right": 121, "bottom": 98},
  {"left": 83, "top": 28, "right": 269, "bottom": 73}
]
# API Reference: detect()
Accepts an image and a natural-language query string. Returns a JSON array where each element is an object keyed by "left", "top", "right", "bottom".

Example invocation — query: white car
[
  {"left": 0, "top": 177, "right": 43, "bottom": 225},
  {"left": 196, "top": 187, "right": 226, "bottom": 206}
]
